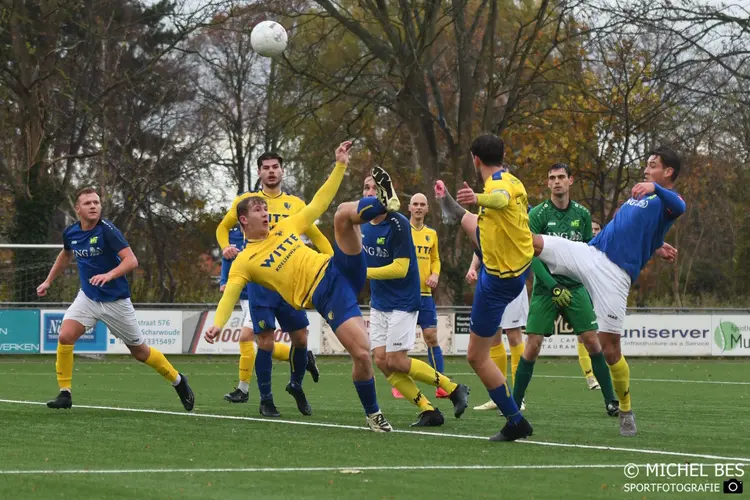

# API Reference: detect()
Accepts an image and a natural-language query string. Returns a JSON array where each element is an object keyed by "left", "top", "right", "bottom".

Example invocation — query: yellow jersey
[
  {"left": 410, "top": 224, "right": 440, "bottom": 296},
  {"left": 213, "top": 164, "right": 347, "bottom": 328},
  {"left": 477, "top": 170, "right": 533, "bottom": 278},
  {"left": 217, "top": 190, "right": 333, "bottom": 255}
]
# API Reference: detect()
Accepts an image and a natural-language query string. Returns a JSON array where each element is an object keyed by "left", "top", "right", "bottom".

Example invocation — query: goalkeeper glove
[{"left": 551, "top": 285, "right": 572, "bottom": 308}]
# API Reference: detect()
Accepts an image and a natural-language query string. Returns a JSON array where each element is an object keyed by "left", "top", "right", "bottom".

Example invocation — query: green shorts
[{"left": 526, "top": 286, "right": 598, "bottom": 336}]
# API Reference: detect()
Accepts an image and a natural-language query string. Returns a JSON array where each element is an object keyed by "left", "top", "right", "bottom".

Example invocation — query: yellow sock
[
  {"left": 510, "top": 343, "right": 524, "bottom": 389},
  {"left": 239, "top": 341, "right": 256, "bottom": 384},
  {"left": 144, "top": 347, "right": 179, "bottom": 383},
  {"left": 577, "top": 341, "right": 593, "bottom": 378},
  {"left": 56, "top": 343, "right": 74, "bottom": 390},
  {"left": 387, "top": 373, "right": 433, "bottom": 411},
  {"left": 609, "top": 356, "right": 631, "bottom": 412},
  {"left": 490, "top": 342, "right": 507, "bottom": 379},
  {"left": 408, "top": 358, "right": 458, "bottom": 393},
  {"left": 272, "top": 342, "right": 291, "bottom": 361}
]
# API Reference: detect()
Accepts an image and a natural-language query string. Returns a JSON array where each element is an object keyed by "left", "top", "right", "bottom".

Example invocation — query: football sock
[
  {"left": 387, "top": 373, "right": 434, "bottom": 411},
  {"left": 577, "top": 341, "right": 593, "bottom": 378},
  {"left": 289, "top": 345, "right": 308, "bottom": 385},
  {"left": 427, "top": 345, "right": 445, "bottom": 374},
  {"left": 609, "top": 356, "right": 632, "bottom": 412},
  {"left": 357, "top": 197, "right": 387, "bottom": 222},
  {"left": 272, "top": 342, "right": 291, "bottom": 361},
  {"left": 488, "top": 384, "right": 523, "bottom": 424},
  {"left": 408, "top": 358, "right": 457, "bottom": 393},
  {"left": 510, "top": 342, "right": 524, "bottom": 389},
  {"left": 490, "top": 342, "right": 508, "bottom": 378},
  {"left": 512, "top": 357, "right": 535, "bottom": 406},
  {"left": 144, "top": 347, "right": 179, "bottom": 384},
  {"left": 238, "top": 341, "right": 256, "bottom": 392},
  {"left": 255, "top": 348, "right": 274, "bottom": 401},
  {"left": 56, "top": 343, "right": 74, "bottom": 391},
  {"left": 353, "top": 377, "right": 380, "bottom": 414},
  {"left": 590, "top": 351, "right": 617, "bottom": 403}
]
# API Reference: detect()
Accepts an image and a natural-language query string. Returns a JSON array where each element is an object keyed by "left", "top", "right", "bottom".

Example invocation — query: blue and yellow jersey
[
  {"left": 212, "top": 163, "right": 348, "bottom": 328},
  {"left": 362, "top": 212, "right": 421, "bottom": 312},
  {"left": 477, "top": 170, "right": 534, "bottom": 278},
  {"left": 411, "top": 224, "right": 440, "bottom": 296}
]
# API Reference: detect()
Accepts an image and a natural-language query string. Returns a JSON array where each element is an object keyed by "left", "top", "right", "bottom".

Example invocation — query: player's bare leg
[
  {"left": 46, "top": 320, "right": 86, "bottom": 409},
  {"left": 475, "top": 330, "right": 505, "bottom": 411},
  {"left": 226, "top": 326, "right": 255, "bottom": 403},
  {"left": 285, "top": 328, "right": 313, "bottom": 416}
]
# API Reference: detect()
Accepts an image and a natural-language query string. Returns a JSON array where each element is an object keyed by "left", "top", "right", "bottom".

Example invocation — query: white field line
[
  {"left": 1, "top": 399, "right": 748, "bottom": 463},
  {"left": 0, "top": 464, "right": 657, "bottom": 475},
  {"left": 0, "top": 372, "right": 747, "bottom": 385}
]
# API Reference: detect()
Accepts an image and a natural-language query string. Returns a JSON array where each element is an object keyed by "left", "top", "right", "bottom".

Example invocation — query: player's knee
[
  {"left": 466, "top": 348, "right": 487, "bottom": 369},
  {"left": 57, "top": 330, "right": 78, "bottom": 345},
  {"left": 525, "top": 335, "right": 543, "bottom": 359},
  {"left": 256, "top": 332, "right": 274, "bottom": 351},
  {"left": 374, "top": 354, "right": 389, "bottom": 374},
  {"left": 580, "top": 333, "right": 601, "bottom": 354},
  {"left": 290, "top": 329, "right": 308, "bottom": 347},
  {"left": 350, "top": 347, "right": 371, "bottom": 368},
  {"left": 385, "top": 352, "right": 410, "bottom": 373},
  {"left": 422, "top": 328, "right": 438, "bottom": 346},
  {"left": 129, "top": 343, "right": 150, "bottom": 362},
  {"left": 239, "top": 328, "right": 254, "bottom": 342}
]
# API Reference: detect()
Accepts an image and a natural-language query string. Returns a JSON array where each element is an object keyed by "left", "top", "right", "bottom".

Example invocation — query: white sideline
[
  {"left": 0, "top": 372, "right": 748, "bottom": 385},
  {"left": 1, "top": 398, "right": 748, "bottom": 463},
  {"left": 0, "top": 464, "right": 647, "bottom": 475}
]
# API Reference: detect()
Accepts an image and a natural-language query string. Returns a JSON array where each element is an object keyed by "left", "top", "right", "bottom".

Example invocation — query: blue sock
[
  {"left": 357, "top": 197, "right": 386, "bottom": 222},
  {"left": 290, "top": 345, "right": 307, "bottom": 385},
  {"left": 428, "top": 346, "right": 445, "bottom": 374},
  {"left": 255, "top": 348, "right": 273, "bottom": 401},
  {"left": 488, "top": 384, "right": 523, "bottom": 424},
  {"left": 353, "top": 377, "right": 379, "bottom": 414}
]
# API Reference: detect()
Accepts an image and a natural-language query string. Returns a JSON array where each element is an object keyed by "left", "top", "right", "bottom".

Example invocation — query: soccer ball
[{"left": 250, "top": 20, "right": 288, "bottom": 58}]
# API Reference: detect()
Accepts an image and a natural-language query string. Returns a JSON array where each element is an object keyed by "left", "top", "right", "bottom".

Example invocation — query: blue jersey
[
  {"left": 220, "top": 226, "right": 249, "bottom": 301},
  {"left": 63, "top": 219, "right": 131, "bottom": 302},
  {"left": 590, "top": 184, "right": 685, "bottom": 282},
  {"left": 362, "top": 212, "right": 421, "bottom": 312}
]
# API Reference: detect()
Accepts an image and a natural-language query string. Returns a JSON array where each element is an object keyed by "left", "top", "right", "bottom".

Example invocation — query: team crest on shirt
[
  {"left": 376, "top": 237, "right": 385, "bottom": 245},
  {"left": 425, "top": 235, "right": 430, "bottom": 242},
  {"left": 327, "top": 311, "right": 334, "bottom": 320},
  {"left": 284, "top": 202, "right": 291, "bottom": 210},
  {"left": 89, "top": 236, "right": 98, "bottom": 244},
  {"left": 258, "top": 320, "right": 266, "bottom": 329}
]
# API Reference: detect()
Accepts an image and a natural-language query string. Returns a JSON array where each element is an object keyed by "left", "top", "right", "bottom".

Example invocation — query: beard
[{"left": 263, "top": 179, "right": 281, "bottom": 189}]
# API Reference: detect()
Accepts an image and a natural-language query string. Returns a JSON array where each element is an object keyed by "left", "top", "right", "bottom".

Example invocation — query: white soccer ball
[{"left": 250, "top": 21, "right": 288, "bottom": 58}]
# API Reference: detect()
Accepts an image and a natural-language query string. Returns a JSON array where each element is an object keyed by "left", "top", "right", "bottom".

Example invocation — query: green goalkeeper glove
[{"left": 551, "top": 285, "right": 572, "bottom": 308}]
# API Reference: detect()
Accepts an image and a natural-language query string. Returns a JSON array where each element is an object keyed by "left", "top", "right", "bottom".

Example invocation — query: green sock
[
  {"left": 512, "top": 357, "right": 535, "bottom": 406},
  {"left": 590, "top": 351, "right": 617, "bottom": 403}
]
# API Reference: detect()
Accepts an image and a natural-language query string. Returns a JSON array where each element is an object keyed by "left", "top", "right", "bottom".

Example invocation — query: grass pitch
[{"left": 1, "top": 356, "right": 748, "bottom": 499}]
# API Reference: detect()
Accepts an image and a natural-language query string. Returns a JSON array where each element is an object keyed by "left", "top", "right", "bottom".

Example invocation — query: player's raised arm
[
  {"left": 206, "top": 266, "right": 250, "bottom": 343},
  {"left": 293, "top": 141, "right": 351, "bottom": 232},
  {"left": 304, "top": 222, "right": 334, "bottom": 255},
  {"left": 652, "top": 183, "right": 686, "bottom": 218},
  {"left": 456, "top": 181, "right": 510, "bottom": 209}
]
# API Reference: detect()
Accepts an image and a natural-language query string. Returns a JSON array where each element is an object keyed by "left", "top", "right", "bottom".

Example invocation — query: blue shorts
[
  {"left": 311, "top": 244, "right": 367, "bottom": 333},
  {"left": 470, "top": 267, "right": 529, "bottom": 337},
  {"left": 250, "top": 302, "right": 309, "bottom": 334},
  {"left": 418, "top": 296, "right": 438, "bottom": 329}
]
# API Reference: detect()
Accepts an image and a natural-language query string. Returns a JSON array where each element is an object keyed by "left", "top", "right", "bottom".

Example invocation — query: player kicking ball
[
  {"left": 38, "top": 187, "right": 194, "bottom": 411},
  {"left": 361, "top": 177, "right": 470, "bottom": 427},
  {"left": 532, "top": 148, "right": 685, "bottom": 436},
  {"left": 205, "top": 141, "right": 399, "bottom": 432}
]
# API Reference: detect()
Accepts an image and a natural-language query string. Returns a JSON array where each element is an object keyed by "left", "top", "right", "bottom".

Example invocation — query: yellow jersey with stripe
[
  {"left": 410, "top": 224, "right": 440, "bottom": 296},
  {"left": 213, "top": 163, "right": 348, "bottom": 328},
  {"left": 477, "top": 170, "right": 533, "bottom": 278}
]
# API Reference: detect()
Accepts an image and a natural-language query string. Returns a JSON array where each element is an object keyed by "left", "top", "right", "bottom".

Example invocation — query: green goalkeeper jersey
[{"left": 528, "top": 199, "right": 593, "bottom": 295}]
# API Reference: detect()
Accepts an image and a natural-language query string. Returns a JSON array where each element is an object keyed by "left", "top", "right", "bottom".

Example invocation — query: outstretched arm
[
  {"left": 653, "top": 184, "right": 686, "bottom": 218},
  {"left": 305, "top": 224, "right": 334, "bottom": 255},
  {"left": 292, "top": 141, "right": 352, "bottom": 233},
  {"left": 367, "top": 258, "right": 409, "bottom": 280}
]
